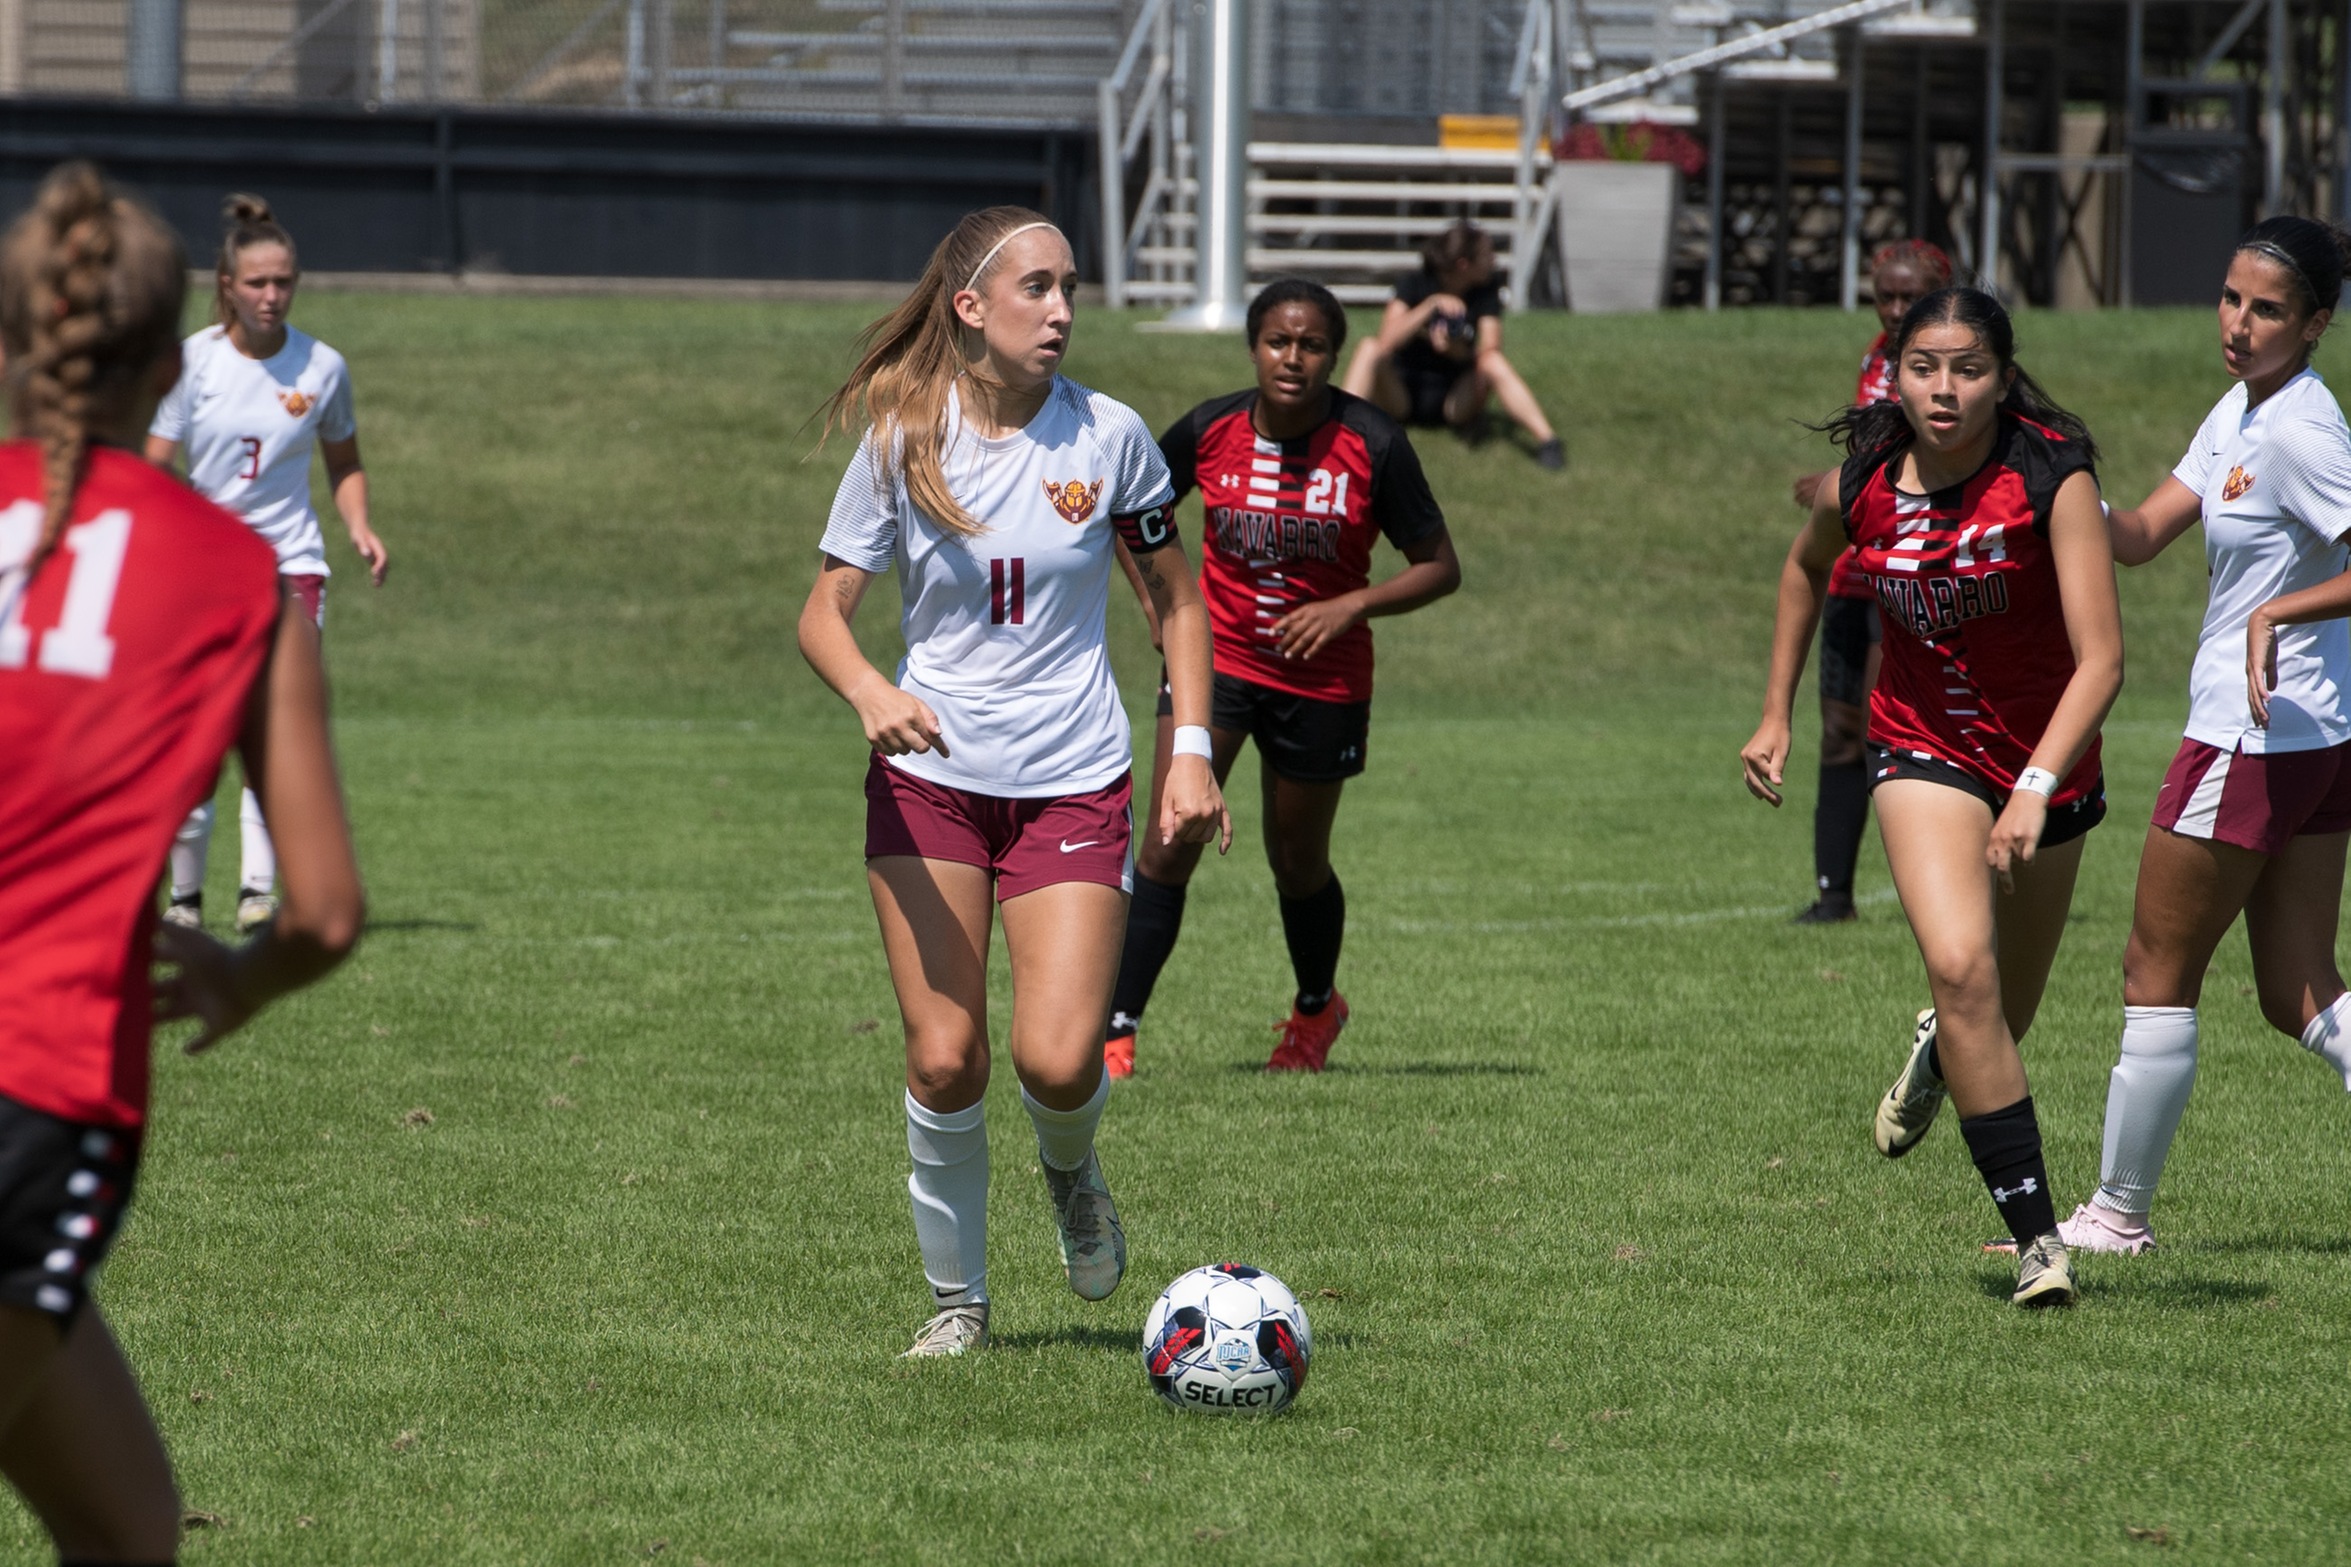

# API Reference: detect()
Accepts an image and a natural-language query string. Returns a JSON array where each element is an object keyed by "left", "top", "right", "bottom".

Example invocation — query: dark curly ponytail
[{"left": 1816, "top": 285, "right": 2096, "bottom": 473}]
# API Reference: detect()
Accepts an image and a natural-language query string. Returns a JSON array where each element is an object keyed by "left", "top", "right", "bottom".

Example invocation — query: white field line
[{"left": 1383, "top": 888, "right": 1899, "bottom": 935}]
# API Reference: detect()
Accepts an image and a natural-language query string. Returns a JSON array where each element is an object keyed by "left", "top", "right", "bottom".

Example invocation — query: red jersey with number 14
[
  {"left": 1160, "top": 388, "right": 1445, "bottom": 704},
  {"left": 0, "top": 444, "right": 280, "bottom": 1128},
  {"left": 1839, "top": 414, "right": 2101, "bottom": 804}
]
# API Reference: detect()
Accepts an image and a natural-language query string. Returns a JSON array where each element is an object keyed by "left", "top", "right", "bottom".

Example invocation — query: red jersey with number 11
[
  {"left": 1839, "top": 414, "right": 2101, "bottom": 804},
  {"left": 1160, "top": 388, "right": 1445, "bottom": 704},
  {"left": 0, "top": 444, "right": 280, "bottom": 1128}
]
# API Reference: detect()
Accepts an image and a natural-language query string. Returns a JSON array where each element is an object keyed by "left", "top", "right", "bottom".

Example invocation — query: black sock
[
  {"left": 1959, "top": 1096, "right": 2059, "bottom": 1248},
  {"left": 1812, "top": 758, "right": 1869, "bottom": 903},
  {"left": 1279, "top": 873, "right": 1345, "bottom": 1014},
  {"left": 1107, "top": 872, "right": 1187, "bottom": 1038}
]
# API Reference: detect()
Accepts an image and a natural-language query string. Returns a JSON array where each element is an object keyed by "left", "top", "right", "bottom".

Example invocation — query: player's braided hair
[
  {"left": 214, "top": 192, "right": 297, "bottom": 330},
  {"left": 820, "top": 205, "right": 1062, "bottom": 539},
  {"left": 1815, "top": 285, "right": 2096, "bottom": 471},
  {"left": 0, "top": 161, "right": 185, "bottom": 568},
  {"left": 1868, "top": 238, "right": 1953, "bottom": 290}
]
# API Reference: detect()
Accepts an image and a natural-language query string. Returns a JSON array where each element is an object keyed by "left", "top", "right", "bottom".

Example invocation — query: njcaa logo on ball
[
  {"left": 1044, "top": 477, "right": 1104, "bottom": 525},
  {"left": 2223, "top": 465, "right": 2255, "bottom": 502},
  {"left": 277, "top": 389, "right": 315, "bottom": 417}
]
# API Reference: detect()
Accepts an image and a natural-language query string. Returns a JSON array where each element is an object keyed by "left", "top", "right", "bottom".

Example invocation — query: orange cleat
[
  {"left": 1104, "top": 1034, "right": 1135, "bottom": 1080},
  {"left": 1266, "top": 992, "right": 1348, "bottom": 1072}
]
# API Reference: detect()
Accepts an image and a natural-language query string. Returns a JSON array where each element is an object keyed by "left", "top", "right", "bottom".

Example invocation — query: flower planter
[{"left": 1553, "top": 162, "right": 1679, "bottom": 314}]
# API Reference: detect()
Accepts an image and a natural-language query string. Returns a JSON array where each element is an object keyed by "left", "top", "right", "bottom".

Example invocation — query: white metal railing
[
  {"left": 1560, "top": 0, "right": 1913, "bottom": 112},
  {"left": 1097, "top": 0, "right": 1181, "bottom": 308}
]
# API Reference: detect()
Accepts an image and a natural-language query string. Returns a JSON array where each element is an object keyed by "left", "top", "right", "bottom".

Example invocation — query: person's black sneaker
[
  {"left": 1533, "top": 437, "right": 1566, "bottom": 470},
  {"left": 1792, "top": 895, "right": 1857, "bottom": 925}
]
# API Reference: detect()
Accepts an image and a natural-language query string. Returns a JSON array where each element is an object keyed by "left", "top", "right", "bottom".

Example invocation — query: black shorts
[
  {"left": 1818, "top": 595, "right": 1881, "bottom": 708},
  {"left": 1398, "top": 364, "right": 1469, "bottom": 427},
  {"left": 0, "top": 1095, "right": 140, "bottom": 1325},
  {"left": 1867, "top": 743, "right": 2107, "bottom": 850},
  {"left": 1157, "top": 666, "right": 1370, "bottom": 783}
]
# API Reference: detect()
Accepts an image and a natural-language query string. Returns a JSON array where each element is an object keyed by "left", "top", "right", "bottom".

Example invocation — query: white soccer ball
[{"left": 1141, "top": 1263, "right": 1311, "bottom": 1414}]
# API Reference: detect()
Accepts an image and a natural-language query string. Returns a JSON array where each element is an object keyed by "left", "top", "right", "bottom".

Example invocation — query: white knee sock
[
  {"left": 170, "top": 801, "right": 213, "bottom": 901},
  {"left": 1022, "top": 1069, "right": 1109, "bottom": 1172},
  {"left": 2094, "top": 1006, "right": 2199, "bottom": 1217},
  {"left": 237, "top": 786, "right": 276, "bottom": 896},
  {"left": 905, "top": 1092, "right": 988, "bottom": 1308},
  {"left": 2299, "top": 992, "right": 2351, "bottom": 1091}
]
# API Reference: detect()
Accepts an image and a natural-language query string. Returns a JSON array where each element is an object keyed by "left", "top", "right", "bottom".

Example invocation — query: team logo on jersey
[
  {"left": 1044, "top": 477, "right": 1104, "bottom": 525},
  {"left": 277, "top": 389, "right": 315, "bottom": 417},
  {"left": 2223, "top": 465, "right": 2255, "bottom": 502}
]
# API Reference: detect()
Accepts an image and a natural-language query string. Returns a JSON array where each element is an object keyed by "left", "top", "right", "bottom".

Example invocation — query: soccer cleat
[
  {"left": 2011, "top": 1231, "right": 2077, "bottom": 1308},
  {"left": 900, "top": 1302, "right": 988, "bottom": 1358},
  {"left": 1792, "top": 895, "right": 1857, "bottom": 925},
  {"left": 2057, "top": 1200, "right": 2156, "bottom": 1256},
  {"left": 1873, "top": 1008, "right": 1946, "bottom": 1159},
  {"left": 161, "top": 898, "right": 204, "bottom": 932},
  {"left": 1042, "top": 1149, "right": 1126, "bottom": 1301},
  {"left": 1267, "top": 992, "right": 1349, "bottom": 1073},
  {"left": 1532, "top": 437, "right": 1567, "bottom": 471},
  {"left": 235, "top": 890, "right": 278, "bottom": 937},
  {"left": 1104, "top": 1034, "right": 1135, "bottom": 1081}
]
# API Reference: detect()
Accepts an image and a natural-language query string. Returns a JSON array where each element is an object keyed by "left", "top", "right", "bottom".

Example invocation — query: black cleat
[
  {"left": 1533, "top": 437, "right": 1566, "bottom": 470},
  {"left": 1792, "top": 896, "right": 1857, "bottom": 925}
]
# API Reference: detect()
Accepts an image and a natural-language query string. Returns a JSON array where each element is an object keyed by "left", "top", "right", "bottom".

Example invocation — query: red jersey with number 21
[
  {"left": 0, "top": 444, "right": 280, "bottom": 1128},
  {"left": 1840, "top": 414, "right": 2101, "bottom": 805},
  {"left": 1160, "top": 388, "right": 1445, "bottom": 704}
]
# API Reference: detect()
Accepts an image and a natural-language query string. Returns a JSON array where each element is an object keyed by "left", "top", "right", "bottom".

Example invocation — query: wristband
[
  {"left": 2013, "top": 767, "right": 2060, "bottom": 799},
  {"left": 1172, "top": 724, "right": 1214, "bottom": 760}
]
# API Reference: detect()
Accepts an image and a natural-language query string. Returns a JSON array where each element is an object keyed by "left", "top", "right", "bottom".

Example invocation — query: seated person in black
[{"left": 1340, "top": 222, "right": 1564, "bottom": 469}]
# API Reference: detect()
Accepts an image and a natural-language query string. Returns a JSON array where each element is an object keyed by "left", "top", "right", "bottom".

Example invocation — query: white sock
[
  {"left": 237, "top": 786, "right": 276, "bottom": 896},
  {"left": 905, "top": 1092, "right": 988, "bottom": 1308},
  {"left": 2299, "top": 992, "right": 2351, "bottom": 1091},
  {"left": 2094, "top": 1006, "right": 2199, "bottom": 1217},
  {"left": 170, "top": 800, "right": 213, "bottom": 901},
  {"left": 1022, "top": 1069, "right": 1109, "bottom": 1173}
]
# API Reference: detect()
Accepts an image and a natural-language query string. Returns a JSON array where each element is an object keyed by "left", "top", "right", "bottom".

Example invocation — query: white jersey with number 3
[
  {"left": 819, "top": 376, "right": 1175, "bottom": 798},
  {"left": 2174, "top": 367, "right": 2351, "bottom": 754},
  {"left": 149, "top": 324, "right": 355, "bottom": 578}
]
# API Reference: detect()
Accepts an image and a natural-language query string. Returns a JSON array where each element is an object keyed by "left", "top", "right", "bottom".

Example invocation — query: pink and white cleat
[{"left": 2056, "top": 1200, "right": 2156, "bottom": 1256}]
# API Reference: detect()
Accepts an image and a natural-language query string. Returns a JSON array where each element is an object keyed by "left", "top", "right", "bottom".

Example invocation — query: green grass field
[{"left": 24, "top": 295, "right": 2351, "bottom": 1564}]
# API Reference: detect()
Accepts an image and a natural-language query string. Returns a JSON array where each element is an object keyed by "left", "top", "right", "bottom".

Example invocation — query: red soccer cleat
[
  {"left": 1266, "top": 992, "right": 1349, "bottom": 1072},
  {"left": 1104, "top": 1034, "right": 1135, "bottom": 1080}
]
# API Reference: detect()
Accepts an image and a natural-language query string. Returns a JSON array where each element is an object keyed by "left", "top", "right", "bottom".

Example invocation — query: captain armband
[{"left": 1113, "top": 502, "right": 1177, "bottom": 554}]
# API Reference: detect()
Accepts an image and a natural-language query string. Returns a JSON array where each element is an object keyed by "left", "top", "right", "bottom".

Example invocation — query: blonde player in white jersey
[
  {"left": 145, "top": 194, "right": 387, "bottom": 935},
  {"left": 799, "top": 207, "right": 1231, "bottom": 1358},
  {"left": 2061, "top": 217, "right": 2351, "bottom": 1256}
]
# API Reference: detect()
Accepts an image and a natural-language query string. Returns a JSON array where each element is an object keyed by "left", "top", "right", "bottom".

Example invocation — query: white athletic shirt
[
  {"left": 818, "top": 376, "right": 1175, "bottom": 798},
  {"left": 2173, "top": 367, "right": 2351, "bottom": 754},
  {"left": 149, "top": 324, "right": 356, "bottom": 577}
]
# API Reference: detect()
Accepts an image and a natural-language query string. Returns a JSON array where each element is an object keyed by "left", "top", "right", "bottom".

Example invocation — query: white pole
[
  {"left": 1149, "top": 0, "right": 1250, "bottom": 332},
  {"left": 1840, "top": 26, "right": 1863, "bottom": 312},
  {"left": 378, "top": 0, "right": 399, "bottom": 100},
  {"left": 1979, "top": 0, "right": 2002, "bottom": 293}
]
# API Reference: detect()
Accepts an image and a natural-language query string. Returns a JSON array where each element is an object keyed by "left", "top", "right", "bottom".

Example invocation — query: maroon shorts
[
  {"left": 2150, "top": 736, "right": 2351, "bottom": 855},
  {"left": 864, "top": 756, "right": 1134, "bottom": 901},
  {"left": 284, "top": 572, "right": 325, "bottom": 628}
]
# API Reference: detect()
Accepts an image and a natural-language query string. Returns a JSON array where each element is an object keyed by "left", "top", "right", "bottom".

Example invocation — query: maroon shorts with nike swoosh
[{"left": 863, "top": 755, "right": 1134, "bottom": 901}]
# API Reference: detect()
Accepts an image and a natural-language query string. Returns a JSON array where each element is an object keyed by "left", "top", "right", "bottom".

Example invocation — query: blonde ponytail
[{"left": 820, "top": 206, "right": 1059, "bottom": 538}]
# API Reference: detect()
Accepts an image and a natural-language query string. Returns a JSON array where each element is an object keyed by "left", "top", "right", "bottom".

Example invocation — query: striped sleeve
[
  {"left": 817, "top": 430, "right": 901, "bottom": 572},
  {"left": 1095, "top": 392, "right": 1176, "bottom": 516},
  {"left": 2267, "top": 395, "right": 2351, "bottom": 545}
]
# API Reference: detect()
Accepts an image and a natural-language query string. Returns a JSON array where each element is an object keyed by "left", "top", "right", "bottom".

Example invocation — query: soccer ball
[{"left": 1142, "top": 1263, "right": 1311, "bottom": 1414}]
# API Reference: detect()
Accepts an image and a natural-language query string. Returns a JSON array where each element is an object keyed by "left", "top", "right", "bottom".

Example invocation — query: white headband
[{"left": 963, "top": 221, "right": 1060, "bottom": 293}]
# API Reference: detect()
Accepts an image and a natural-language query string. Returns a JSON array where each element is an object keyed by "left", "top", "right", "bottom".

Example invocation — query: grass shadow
[
  {"left": 1972, "top": 1271, "right": 2277, "bottom": 1309},
  {"left": 2178, "top": 1234, "right": 2351, "bottom": 1257},
  {"left": 990, "top": 1325, "right": 1137, "bottom": 1355}
]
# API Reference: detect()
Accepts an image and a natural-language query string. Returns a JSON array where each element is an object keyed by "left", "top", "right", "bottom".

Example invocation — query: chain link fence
[{"left": 9, "top": 0, "right": 1537, "bottom": 118}]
